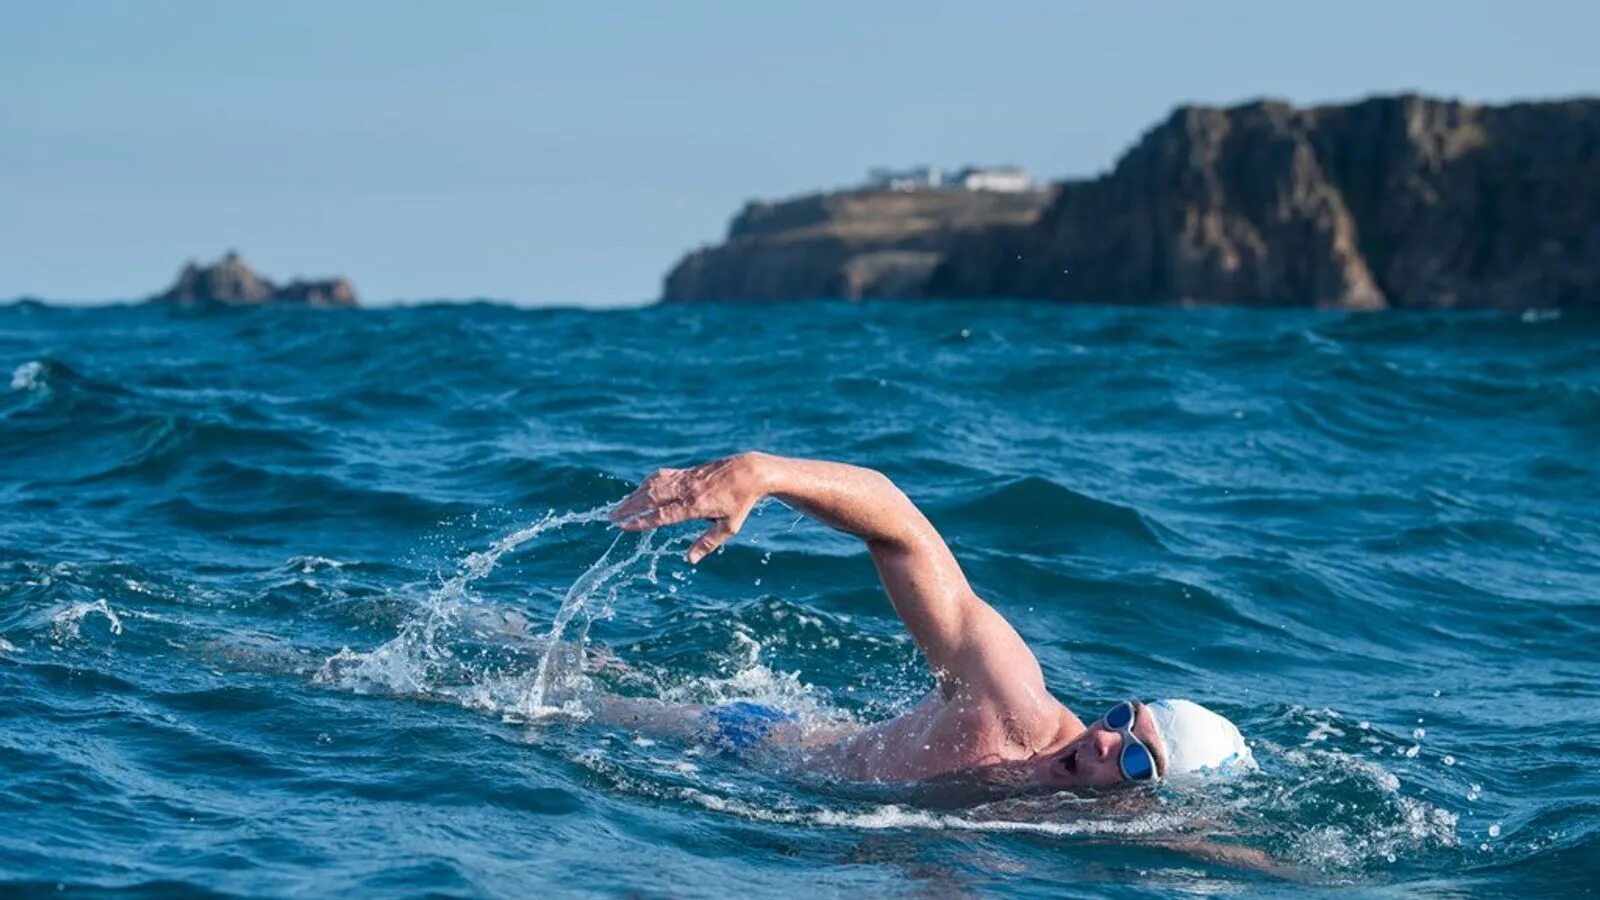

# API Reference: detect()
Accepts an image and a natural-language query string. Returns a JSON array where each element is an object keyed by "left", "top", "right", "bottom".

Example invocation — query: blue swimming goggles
[{"left": 1104, "top": 701, "right": 1158, "bottom": 782}]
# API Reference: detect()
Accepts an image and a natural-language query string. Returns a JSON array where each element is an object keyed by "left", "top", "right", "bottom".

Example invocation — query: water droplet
[
  {"left": 1443, "top": 754, "right": 1456, "bottom": 766},
  {"left": 1385, "top": 853, "right": 1396, "bottom": 863},
  {"left": 1412, "top": 727, "right": 1426, "bottom": 740},
  {"left": 1404, "top": 745, "right": 1420, "bottom": 758},
  {"left": 1488, "top": 823, "right": 1502, "bottom": 838}
]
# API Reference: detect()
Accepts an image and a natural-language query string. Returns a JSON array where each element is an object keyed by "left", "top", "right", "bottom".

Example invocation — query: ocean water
[{"left": 1, "top": 299, "right": 1596, "bottom": 897}]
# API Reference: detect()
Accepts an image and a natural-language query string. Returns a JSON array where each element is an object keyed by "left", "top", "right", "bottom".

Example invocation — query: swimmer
[{"left": 603, "top": 452, "right": 1253, "bottom": 787}]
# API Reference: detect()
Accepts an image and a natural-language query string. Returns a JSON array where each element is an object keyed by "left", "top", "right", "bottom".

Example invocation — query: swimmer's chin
[{"left": 917, "top": 755, "right": 1122, "bottom": 803}]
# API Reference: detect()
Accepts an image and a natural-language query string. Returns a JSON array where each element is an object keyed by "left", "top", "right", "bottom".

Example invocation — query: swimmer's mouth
[{"left": 1062, "top": 748, "right": 1079, "bottom": 775}]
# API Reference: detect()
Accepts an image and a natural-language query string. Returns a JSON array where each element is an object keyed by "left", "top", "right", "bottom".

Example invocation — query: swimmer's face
[{"left": 1035, "top": 701, "right": 1166, "bottom": 788}]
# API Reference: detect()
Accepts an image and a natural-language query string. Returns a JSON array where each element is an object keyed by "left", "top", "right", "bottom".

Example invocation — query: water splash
[
  {"left": 515, "top": 528, "right": 672, "bottom": 717},
  {"left": 315, "top": 503, "right": 690, "bottom": 721},
  {"left": 316, "top": 505, "right": 607, "bottom": 694}
]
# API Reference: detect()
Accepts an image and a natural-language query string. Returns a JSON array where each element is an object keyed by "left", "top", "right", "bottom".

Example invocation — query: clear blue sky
[{"left": 4, "top": 1, "right": 1597, "bottom": 306}]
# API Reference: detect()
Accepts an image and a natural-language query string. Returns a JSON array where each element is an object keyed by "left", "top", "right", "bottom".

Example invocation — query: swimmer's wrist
[{"left": 739, "top": 450, "right": 784, "bottom": 498}]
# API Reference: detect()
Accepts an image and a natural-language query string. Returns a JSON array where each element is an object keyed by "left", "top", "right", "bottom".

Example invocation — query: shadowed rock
[
  {"left": 662, "top": 189, "right": 1053, "bottom": 302},
  {"left": 149, "top": 252, "right": 358, "bottom": 307}
]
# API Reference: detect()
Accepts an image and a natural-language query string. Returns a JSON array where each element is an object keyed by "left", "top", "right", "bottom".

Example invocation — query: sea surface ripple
[{"left": 1, "top": 300, "right": 1596, "bottom": 897}]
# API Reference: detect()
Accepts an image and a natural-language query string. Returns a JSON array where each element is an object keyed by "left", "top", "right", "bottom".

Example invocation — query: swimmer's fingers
[
  {"left": 687, "top": 522, "right": 734, "bottom": 564},
  {"left": 609, "top": 493, "right": 660, "bottom": 528},
  {"left": 687, "top": 509, "right": 747, "bottom": 564},
  {"left": 609, "top": 468, "right": 685, "bottom": 525},
  {"left": 617, "top": 502, "right": 690, "bottom": 531},
  {"left": 611, "top": 459, "right": 757, "bottom": 538}
]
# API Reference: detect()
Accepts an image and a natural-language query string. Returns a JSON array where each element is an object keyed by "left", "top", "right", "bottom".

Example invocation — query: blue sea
[{"left": 2, "top": 300, "right": 1596, "bottom": 897}]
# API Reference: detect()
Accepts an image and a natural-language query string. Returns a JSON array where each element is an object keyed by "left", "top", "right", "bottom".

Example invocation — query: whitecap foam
[
  {"left": 9, "top": 360, "right": 45, "bottom": 392},
  {"left": 50, "top": 598, "right": 124, "bottom": 641},
  {"left": 288, "top": 555, "right": 348, "bottom": 574}
]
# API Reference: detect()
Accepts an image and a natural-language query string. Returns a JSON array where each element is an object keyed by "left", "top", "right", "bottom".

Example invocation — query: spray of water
[
  {"left": 517, "top": 527, "right": 662, "bottom": 717},
  {"left": 319, "top": 505, "right": 607, "bottom": 694},
  {"left": 318, "top": 503, "right": 689, "bottom": 721}
]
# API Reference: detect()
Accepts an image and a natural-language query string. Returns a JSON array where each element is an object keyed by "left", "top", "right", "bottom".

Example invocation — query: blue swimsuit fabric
[{"left": 701, "top": 701, "right": 797, "bottom": 754}]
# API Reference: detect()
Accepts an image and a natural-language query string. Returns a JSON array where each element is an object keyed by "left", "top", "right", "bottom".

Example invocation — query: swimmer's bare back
[{"left": 607, "top": 452, "right": 1083, "bottom": 781}]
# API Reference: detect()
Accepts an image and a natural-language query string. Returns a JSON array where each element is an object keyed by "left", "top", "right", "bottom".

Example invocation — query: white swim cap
[{"left": 1146, "top": 699, "right": 1254, "bottom": 778}]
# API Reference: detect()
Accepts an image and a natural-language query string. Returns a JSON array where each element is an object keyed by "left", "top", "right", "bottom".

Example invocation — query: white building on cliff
[
  {"left": 950, "top": 165, "right": 1031, "bottom": 192},
  {"left": 865, "top": 164, "right": 1032, "bottom": 193}
]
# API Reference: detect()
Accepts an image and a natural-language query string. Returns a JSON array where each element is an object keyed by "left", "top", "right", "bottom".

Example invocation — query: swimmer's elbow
[{"left": 851, "top": 470, "right": 924, "bottom": 549}]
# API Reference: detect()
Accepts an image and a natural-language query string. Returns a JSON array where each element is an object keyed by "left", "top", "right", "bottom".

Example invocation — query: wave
[{"left": 942, "top": 476, "right": 1168, "bottom": 554}]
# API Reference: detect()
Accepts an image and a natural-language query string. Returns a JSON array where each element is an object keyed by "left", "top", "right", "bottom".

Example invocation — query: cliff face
[
  {"left": 662, "top": 189, "right": 1053, "bottom": 302},
  {"left": 664, "top": 95, "right": 1600, "bottom": 309},
  {"left": 149, "top": 252, "right": 358, "bottom": 308}
]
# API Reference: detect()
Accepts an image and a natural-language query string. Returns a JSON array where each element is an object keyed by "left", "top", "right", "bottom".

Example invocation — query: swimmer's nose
[{"left": 1092, "top": 728, "right": 1119, "bottom": 760}]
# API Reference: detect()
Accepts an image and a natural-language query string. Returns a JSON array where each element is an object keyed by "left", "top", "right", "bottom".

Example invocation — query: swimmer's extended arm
[{"left": 611, "top": 453, "right": 1048, "bottom": 701}]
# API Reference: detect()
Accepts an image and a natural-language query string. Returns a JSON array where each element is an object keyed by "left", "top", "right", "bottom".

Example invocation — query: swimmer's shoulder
[{"left": 977, "top": 684, "right": 1082, "bottom": 754}]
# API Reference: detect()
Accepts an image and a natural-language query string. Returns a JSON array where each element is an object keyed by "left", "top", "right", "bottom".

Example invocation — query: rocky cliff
[
  {"left": 664, "top": 95, "right": 1600, "bottom": 309},
  {"left": 662, "top": 189, "right": 1053, "bottom": 302},
  {"left": 149, "top": 252, "right": 358, "bottom": 307}
]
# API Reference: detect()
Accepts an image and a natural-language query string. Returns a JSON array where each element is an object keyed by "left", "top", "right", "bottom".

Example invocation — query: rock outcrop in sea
[
  {"left": 149, "top": 252, "right": 358, "bottom": 307},
  {"left": 662, "top": 95, "right": 1600, "bottom": 309}
]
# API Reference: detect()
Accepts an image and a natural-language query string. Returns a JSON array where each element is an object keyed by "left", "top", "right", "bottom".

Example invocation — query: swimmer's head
[
  {"left": 1144, "top": 699, "right": 1254, "bottom": 778},
  {"left": 1033, "top": 699, "right": 1252, "bottom": 788}
]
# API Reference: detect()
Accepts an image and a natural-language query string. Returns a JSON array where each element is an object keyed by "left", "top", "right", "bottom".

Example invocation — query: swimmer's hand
[{"left": 610, "top": 452, "right": 769, "bottom": 563}]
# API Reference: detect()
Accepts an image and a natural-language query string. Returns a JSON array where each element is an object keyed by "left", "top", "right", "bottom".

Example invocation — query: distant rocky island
[
  {"left": 662, "top": 94, "right": 1600, "bottom": 310},
  {"left": 149, "top": 252, "right": 358, "bottom": 307}
]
